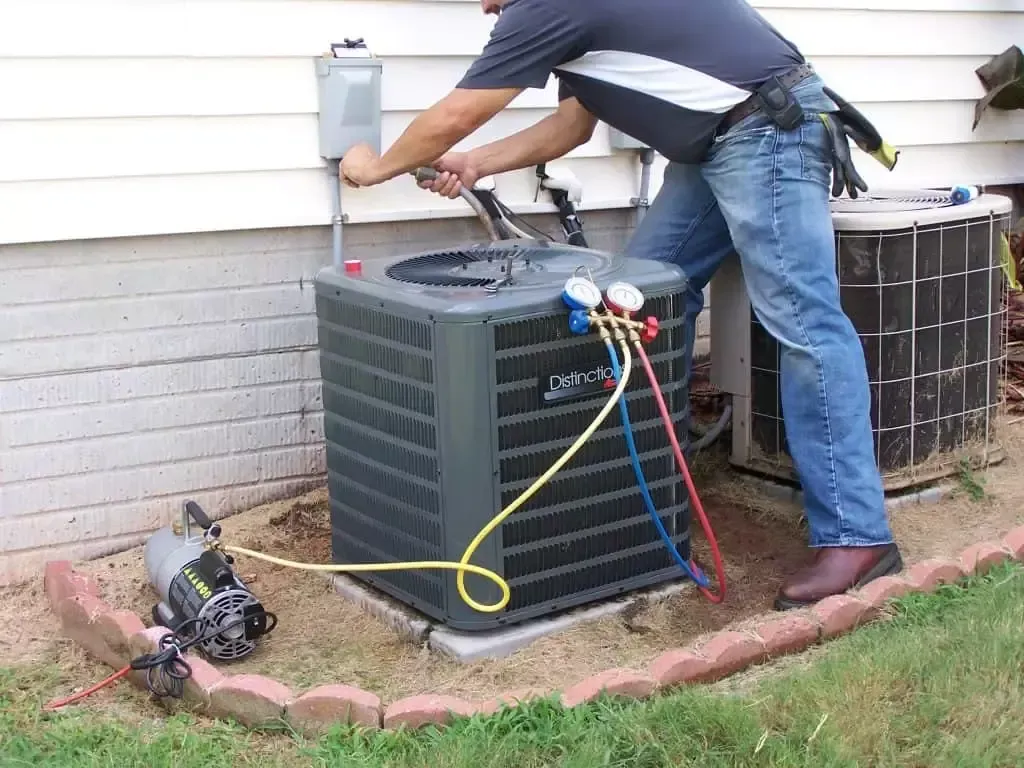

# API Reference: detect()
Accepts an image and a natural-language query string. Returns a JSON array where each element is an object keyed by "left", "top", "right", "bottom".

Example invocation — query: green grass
[
  {"left": 956, "top": 457, "right": 989, "bottom": 502},
  {"left": 4, "top": 563, "right": 1024, "bottom": 768}
]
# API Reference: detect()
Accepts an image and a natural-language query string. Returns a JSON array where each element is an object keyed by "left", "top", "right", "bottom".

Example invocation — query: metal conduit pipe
[
  {"left": 635, "top": 148, "right": 656, "bottom": 226},
  {"left": 330, "top": 161, "right": 345, "bottom": 270}
]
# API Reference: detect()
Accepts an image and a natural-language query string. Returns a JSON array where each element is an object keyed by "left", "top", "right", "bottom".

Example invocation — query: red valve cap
[{"left": 641, "top": 316, "right": 659, "bottom": 343}]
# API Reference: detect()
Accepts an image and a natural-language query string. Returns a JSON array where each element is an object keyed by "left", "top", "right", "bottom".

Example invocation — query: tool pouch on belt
[
  {"left": 717, "top": 68, "right": 900, "bottom": 199},
  {"left": 751, "top": 77, "right": 878, "bottom": 199},
  {"left": 753, "top": 76, "right": 805, "bottom": 131}
]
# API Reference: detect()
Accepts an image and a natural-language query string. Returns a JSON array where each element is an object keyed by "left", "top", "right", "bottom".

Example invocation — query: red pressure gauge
[{"left": 604, "top": 281, "right": 645, "bottom": 314}]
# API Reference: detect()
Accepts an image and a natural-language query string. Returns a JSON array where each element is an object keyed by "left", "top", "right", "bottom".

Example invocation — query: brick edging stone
[{"left": 43, "top": 525, "right": 1024, "bottom": 733}]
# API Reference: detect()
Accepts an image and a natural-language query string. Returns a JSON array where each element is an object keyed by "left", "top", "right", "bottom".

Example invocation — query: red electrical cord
[
  {"left": 42, "top": 666, "right": 132, "bottom": 712},
  {"left": 635, "top": 339, "right": 727, "bottom": 603},
  {"left": 41, "top": 609, "right": 269, "bottom": 712}
]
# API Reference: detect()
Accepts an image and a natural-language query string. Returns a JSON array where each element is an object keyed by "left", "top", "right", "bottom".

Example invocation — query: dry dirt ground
[{"left": 4, "top": 421, "right": 1024, "bottom": 715}]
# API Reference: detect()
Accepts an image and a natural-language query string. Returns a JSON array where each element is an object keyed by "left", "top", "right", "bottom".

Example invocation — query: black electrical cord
[
  {"left": 43, "top": 609, "right": 278, "bottom": 710},
  {"left": 133, "top": 611, "right": 278, "bottom": 698}
]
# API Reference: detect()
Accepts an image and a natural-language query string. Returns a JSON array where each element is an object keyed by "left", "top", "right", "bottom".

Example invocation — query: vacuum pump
[{"left": 143, "top": 501, "right": 274, "bottom": 661}]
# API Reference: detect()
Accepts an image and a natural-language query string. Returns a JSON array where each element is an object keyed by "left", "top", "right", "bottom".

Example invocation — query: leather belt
[{"left": 716, "top": 62, "right": 817, "bottom": 136}]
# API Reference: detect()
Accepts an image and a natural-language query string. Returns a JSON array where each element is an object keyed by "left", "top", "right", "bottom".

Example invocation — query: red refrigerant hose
[{"left": 635, "top": 338, "right": 727, "bottom": 603}]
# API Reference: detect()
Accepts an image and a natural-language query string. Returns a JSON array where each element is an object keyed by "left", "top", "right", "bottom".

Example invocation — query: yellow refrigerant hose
[{"left": 212, "top": 339, "right": 633, "bottom": 614}]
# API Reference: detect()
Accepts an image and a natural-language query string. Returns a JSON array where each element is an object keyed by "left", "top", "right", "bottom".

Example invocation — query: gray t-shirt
[{"left": 458, "top": 0, "right": 804, "bottom": 163}]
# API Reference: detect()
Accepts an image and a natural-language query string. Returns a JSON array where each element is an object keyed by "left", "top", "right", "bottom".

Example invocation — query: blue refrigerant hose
[{"left": 603, "top": 339, "right": 709, "bottom": 587}]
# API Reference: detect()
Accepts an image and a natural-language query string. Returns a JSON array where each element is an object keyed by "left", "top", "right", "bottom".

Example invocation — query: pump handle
[{"left": 184, "top": 501, "right": 214, "bottom": 530}]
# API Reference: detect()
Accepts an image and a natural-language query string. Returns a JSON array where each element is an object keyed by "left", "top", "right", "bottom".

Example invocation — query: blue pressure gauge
[{"left": 562, "top": 276, "right": 603, "bottom": 311}]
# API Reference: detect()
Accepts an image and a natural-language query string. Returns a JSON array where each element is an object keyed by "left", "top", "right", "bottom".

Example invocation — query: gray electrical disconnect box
[
  {"left": 609, "top": 128, "right": 650, "bottom": 151},
  {"left": 315, "top": 39, "right": 383, "bottom": 160}
]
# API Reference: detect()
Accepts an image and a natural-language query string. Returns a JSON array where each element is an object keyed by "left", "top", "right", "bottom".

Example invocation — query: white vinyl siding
[{"left": 1, "top": 0, "right": 1023, "bottom": 245}]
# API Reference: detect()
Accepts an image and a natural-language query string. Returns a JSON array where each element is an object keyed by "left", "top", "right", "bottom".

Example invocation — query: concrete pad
[
  {"left": 323, "top": 569, "right": 696, "bottom": 662},
  {"left": 428, "top": 579, "right": 694, "bottom": 663},
  {"left": 324, "top": 573, "right": 432, "bottom": 644},
  {"left": 749, "top": 478, "right": 954, "bottom": 511},
  {"left": 886, "top": 485, "right": 955, "bottom": 510}
]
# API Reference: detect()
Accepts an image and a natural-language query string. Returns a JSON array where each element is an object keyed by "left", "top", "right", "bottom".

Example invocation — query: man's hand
[
  {"left": 339, "top": 143, "right": 385, "bottom": 189},
  {"left": 418, "top": 152, "right": 480, "bottom": 199}
]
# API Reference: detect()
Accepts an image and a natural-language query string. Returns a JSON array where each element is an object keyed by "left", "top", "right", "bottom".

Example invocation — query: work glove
[
  {"left": 818, "top": 86, "right": 901, "bottom": 199},
  {"left": 819, "top": 111, "right": 869, "bottom": 199},
  {"left": 823, "top": 86, "right": 900, "bottom": 172}
]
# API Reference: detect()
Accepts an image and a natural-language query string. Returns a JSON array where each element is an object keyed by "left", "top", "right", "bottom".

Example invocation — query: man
[{"left": 340, "top": 0, "right": 903, "bottom": 610}]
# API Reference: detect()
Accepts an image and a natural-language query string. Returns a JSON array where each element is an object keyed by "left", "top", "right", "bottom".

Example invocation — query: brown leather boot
[{"left": 774, "top": 543, "right": 903, "bottom": 611}]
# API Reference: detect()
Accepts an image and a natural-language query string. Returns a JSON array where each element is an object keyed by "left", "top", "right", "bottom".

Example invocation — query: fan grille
[
  {"left": 385, "top": 247, "right": 545, "bottom": 287},
  {"left": 197, "top": 590, "right": 259, "bottom": 661},
  {"left": 829, "top": 192, "right": 953, "bottom": 213}
]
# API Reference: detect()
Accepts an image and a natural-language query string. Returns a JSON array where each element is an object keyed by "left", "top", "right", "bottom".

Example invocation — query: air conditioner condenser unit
[
  {"left": 314, "top": 240, "right": 693, "bottom": 631},
  {"left": 711, "top": 191, "right": 1013, "bottom": 491}
]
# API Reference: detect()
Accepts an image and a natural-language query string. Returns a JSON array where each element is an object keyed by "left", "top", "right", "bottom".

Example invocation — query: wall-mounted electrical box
[
  {"left": 609, "top": 128, "right": 650, "bottom": 151},
  {"left": 315, "top": 39, "right": 383, "bottom": 160}
]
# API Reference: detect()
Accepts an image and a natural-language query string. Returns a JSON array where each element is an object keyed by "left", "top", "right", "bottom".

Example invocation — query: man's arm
[
  {"left": 370, "top": 87, "right": 523, "bottom": 183},
  {"left": 469, "top": 96, "right": 597, "bottom": 178},
  {"left": 342, "top": 0, "right": 584, "bottom": 187}
]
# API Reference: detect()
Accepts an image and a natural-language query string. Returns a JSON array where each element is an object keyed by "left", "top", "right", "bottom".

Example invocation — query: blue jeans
[{"left": 626, "top": 75, "right": 894, "bottom": 548}]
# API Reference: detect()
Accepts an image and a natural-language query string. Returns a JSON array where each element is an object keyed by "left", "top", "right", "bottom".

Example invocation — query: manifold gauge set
[{"left": 562, "top": 274, "right": 648, "bottom": 314}]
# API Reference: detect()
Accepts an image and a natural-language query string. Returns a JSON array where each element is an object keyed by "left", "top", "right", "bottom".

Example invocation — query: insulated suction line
[{"left": 211, "top": 348, "right": 634, "bottom": 615}]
